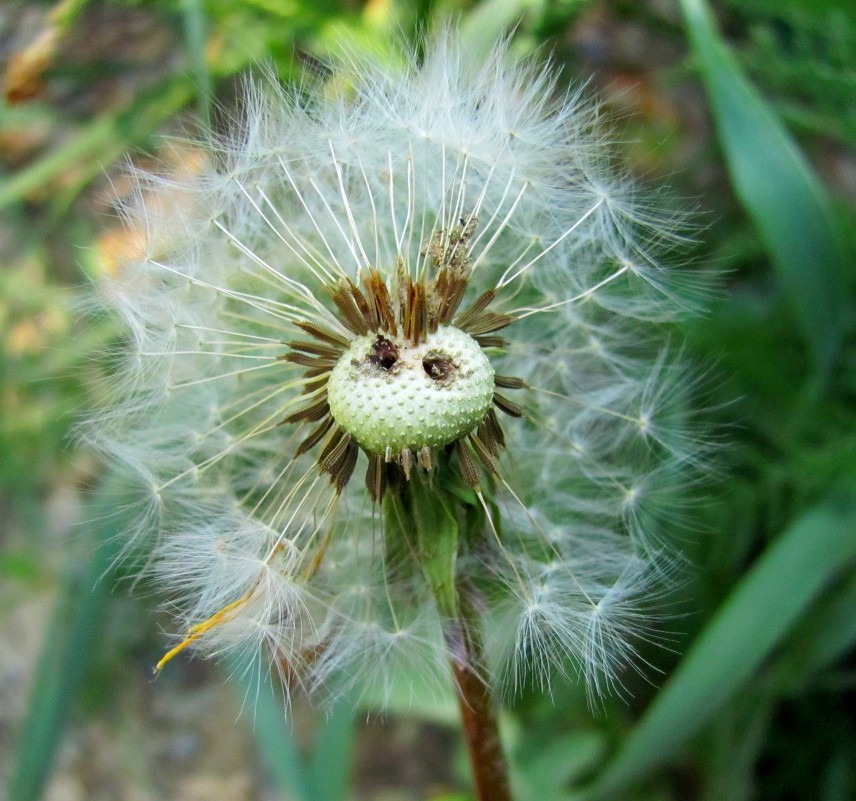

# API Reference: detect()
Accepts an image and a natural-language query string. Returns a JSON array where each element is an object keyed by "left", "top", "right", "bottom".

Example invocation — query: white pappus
[{"left": 85, "top": 27, "right": 708, "bottom": 708}]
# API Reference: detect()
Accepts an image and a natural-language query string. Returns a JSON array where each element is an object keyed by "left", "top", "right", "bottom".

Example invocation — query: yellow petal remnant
[{"left": 154, "top": 590, "right": 255, "bottom": 674}]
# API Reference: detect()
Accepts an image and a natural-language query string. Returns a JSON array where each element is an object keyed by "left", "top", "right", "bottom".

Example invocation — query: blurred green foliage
[
  {"left": 1, "top": 0, "right": 854, "bottom": 799},
  {"left": 725, "top": 0, "right": 856, "bottom": 147}
]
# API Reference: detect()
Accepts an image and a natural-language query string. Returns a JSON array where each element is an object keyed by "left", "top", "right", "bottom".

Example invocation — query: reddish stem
[{"left": 447, "top": 614, "right": 513, "bottom": 801}]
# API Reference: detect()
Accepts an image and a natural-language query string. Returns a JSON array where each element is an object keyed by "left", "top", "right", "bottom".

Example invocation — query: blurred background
[{"left": 1, "top": 1, "right": 855, "bottom": 799}]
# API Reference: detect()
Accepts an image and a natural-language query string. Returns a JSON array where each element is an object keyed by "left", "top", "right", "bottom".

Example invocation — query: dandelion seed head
[
  {"left": 85, "top": 27, "right": 710, "bottom": 706},
  {"left": 327, "top": 324, "right": 495, "bottom": 455}
]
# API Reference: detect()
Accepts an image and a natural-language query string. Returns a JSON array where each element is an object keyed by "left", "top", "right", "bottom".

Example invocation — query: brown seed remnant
[
  {"left": 367, "top": 336, "right": 399, "bottom": 371},
  {"left": 422, "top": 352, "right": 455, "bottom": 382}
]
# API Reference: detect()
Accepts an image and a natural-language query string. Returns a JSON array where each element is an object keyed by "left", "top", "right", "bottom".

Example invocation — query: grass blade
[
  {"left": 459, "top": 0, "right": 535, "bottom": 57},
  {"left": 679, "top": 0, "right": 847, "bottom": 375},
  {"left": 8, "top": 492, "right": 123, "bottom": 801},
  {"left": 228, "top": 658, "right": 354, "bottom": 801},
  {"left": 305, "top": 701, "right": 354, "bottom": 801},
  {"left": 0, "top": 76, "right": 194, "bottom": 211},
  {"left": 227, "top": 656, "right": 313, "bottom": 801},
  {"left": 181, "top": 0, "right": 212, "bottom": 129},
  {"left": 770, "top": 569, "right": 856, "bottom": 694},
  {"left": 587, "top": 495, "right": 856, "bottom": 798}
]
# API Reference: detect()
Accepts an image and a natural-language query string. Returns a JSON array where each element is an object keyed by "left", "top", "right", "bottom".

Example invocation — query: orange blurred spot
[
  {"left": 95, "top": 228, "right": 149, "bottom": 277},
  {"left": 4, "top": 28, "right": 60, "bottom": 104}
]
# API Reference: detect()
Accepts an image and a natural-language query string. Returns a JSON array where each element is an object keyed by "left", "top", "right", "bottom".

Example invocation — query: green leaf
[
  {"left": 355, "top": 667, "right": 458, "bottom": 724},
  {"left": 228, "top": 656, "right": 354, "bottom": 801},
  {"left": 459, "top": 0, "right": 537, "bottom": 57},
  {"left": 513, "top": 730, "right": 606, "bottom": 801},
  {"left": 7, "top": 488, "right": 124, "bottom": 801},
  {"left": 770, "top": 569, "right": 856, "bottom": 694},
  {"left": 305, "top": 701, "right": 354, "bottom": 801},
  {"left": 587, "top": 495, "right": 856, "bottom": 798},
  {"left": 227, "top": 655, "right": 313, "bottom": 801},
  {"left": 679, "top": 0, "right": 847, "bottom": 375}
]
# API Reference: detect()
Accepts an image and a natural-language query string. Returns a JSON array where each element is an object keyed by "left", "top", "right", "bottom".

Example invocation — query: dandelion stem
[
  {"left": 446, "top": 591, "right": 513, "bottom": 801},
  {"left": 387, "top": 468, "right": 513, "bottom": 800}
]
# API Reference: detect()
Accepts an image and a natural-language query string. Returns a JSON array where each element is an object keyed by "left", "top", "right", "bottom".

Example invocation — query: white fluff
[{"left": 85, "top": 27, "right": 707, "bottom": 705}]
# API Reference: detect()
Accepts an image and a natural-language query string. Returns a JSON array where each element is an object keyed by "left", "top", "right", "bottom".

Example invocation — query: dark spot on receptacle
[
  {"left": 423, "top": 352, "right": 454, "bottom": 381},
  {"left": 368, "top": 336, "right": 398, "bottom": 370}
]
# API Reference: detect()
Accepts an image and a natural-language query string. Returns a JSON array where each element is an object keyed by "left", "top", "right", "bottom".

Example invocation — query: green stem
[{"left": 385, "top": 467, "right": 513, "bottom": 801}]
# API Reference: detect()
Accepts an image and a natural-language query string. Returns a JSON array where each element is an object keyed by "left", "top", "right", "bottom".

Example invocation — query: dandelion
[{"left": 87, "top": 28, "right": 705, "bottom": 799}]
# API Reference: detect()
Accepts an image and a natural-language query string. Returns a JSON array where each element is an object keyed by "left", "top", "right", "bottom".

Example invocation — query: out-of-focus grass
[
  {"left": 680, "top": 0, "right": 847, "bottom": 378},
  {"left": 1, "top": 1, "right": 854, "bottom": 800},
  {"left": 228, "top": 654, "right": 355, "bottom": 801},
  {"left": 7, "top": 484, "right": 124, "bottom": 801},
  {"left": 588, "top": 496, "right": 856, "bottom": 799}
]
